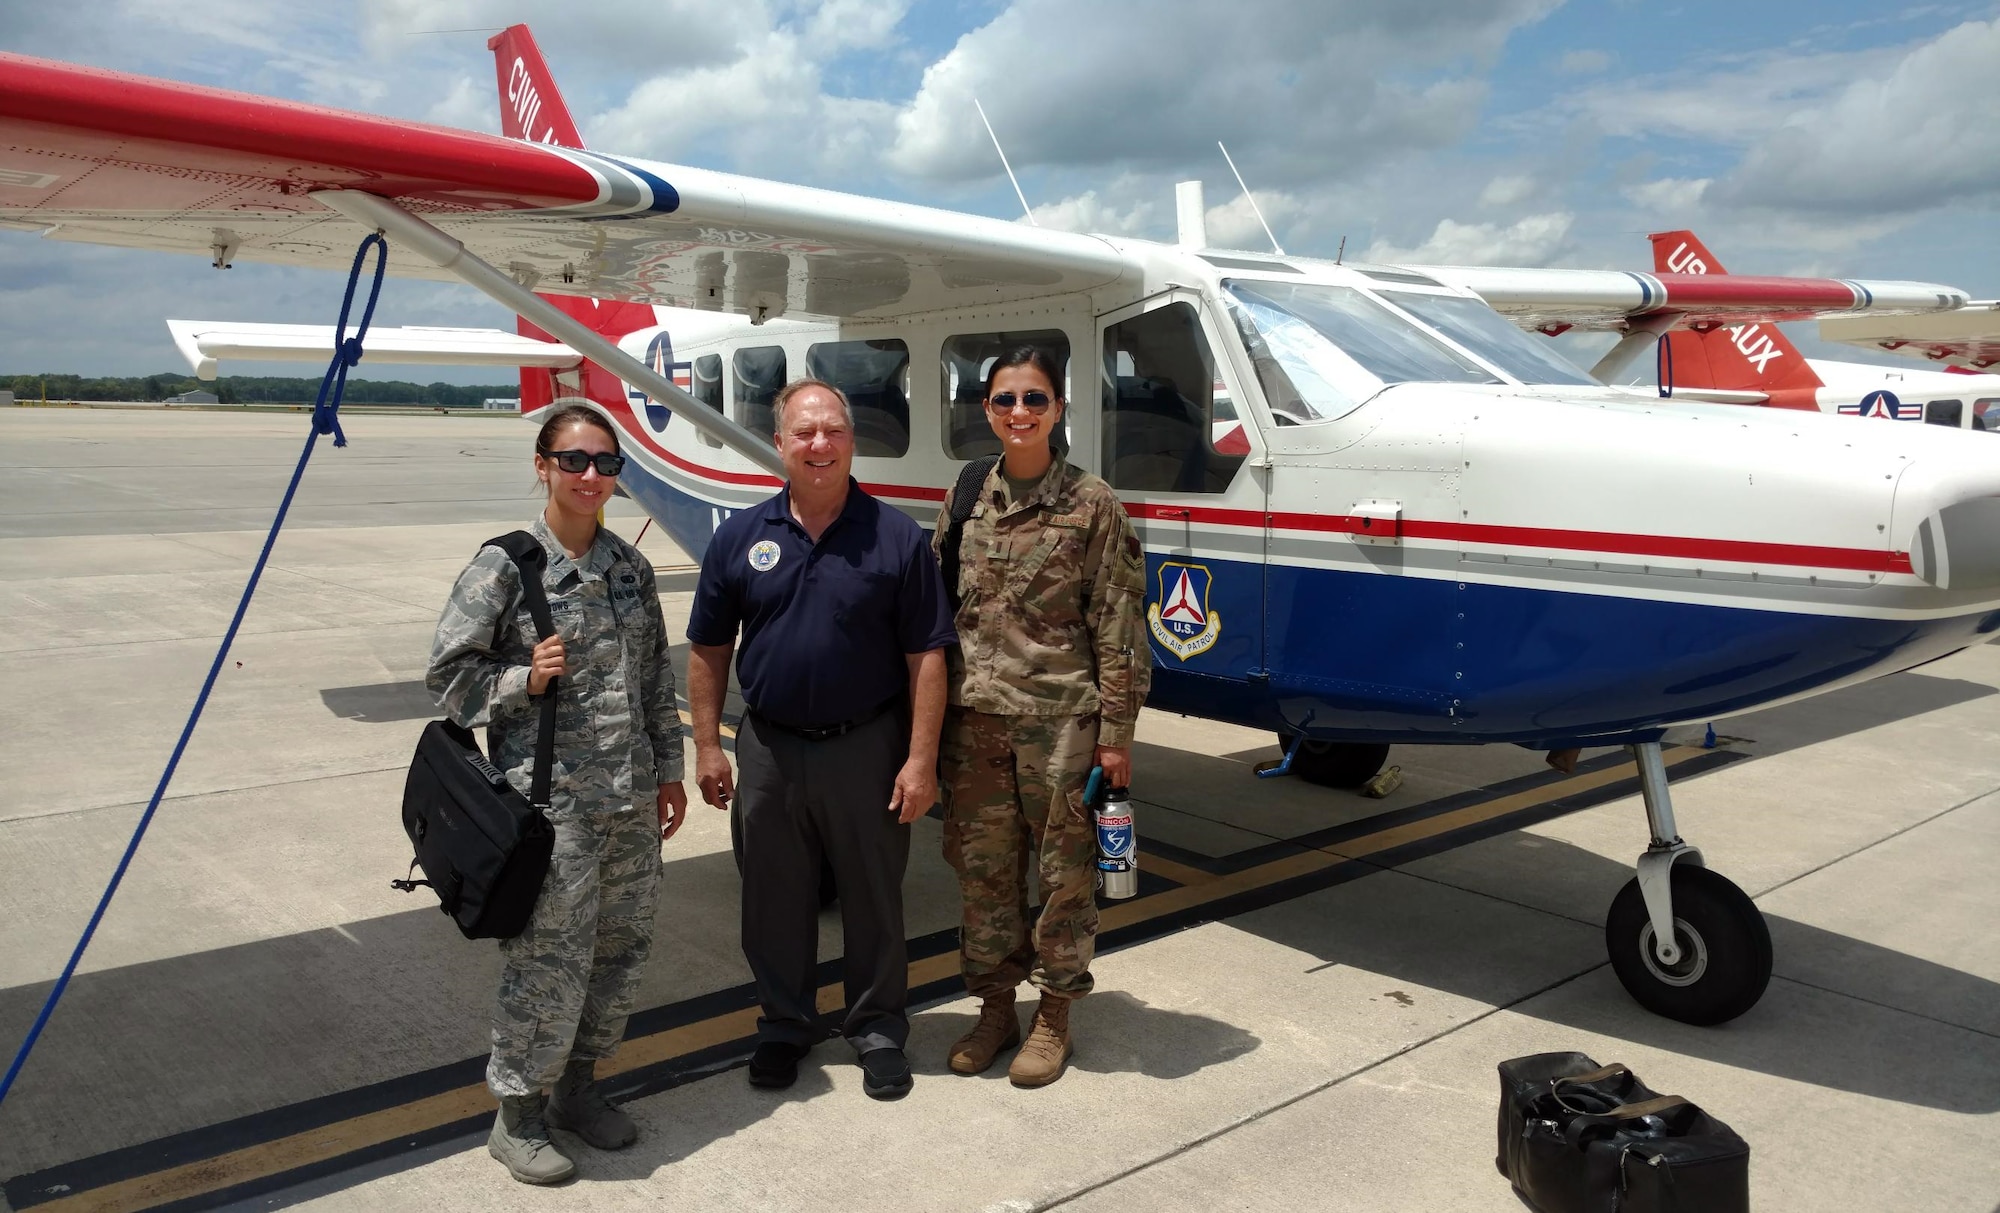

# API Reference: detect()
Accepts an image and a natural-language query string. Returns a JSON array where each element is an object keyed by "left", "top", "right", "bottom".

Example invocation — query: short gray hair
[{"left": 771, "top": 378, "right": 854, "bottom": 435}]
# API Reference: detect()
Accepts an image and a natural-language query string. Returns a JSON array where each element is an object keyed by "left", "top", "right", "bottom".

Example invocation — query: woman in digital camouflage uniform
[
  {"left": 933, "top": 346, "right": 1152, "bottom": 1088},
  {"left": 428, "top": 405, "right": 687, "bottom": 1184}
]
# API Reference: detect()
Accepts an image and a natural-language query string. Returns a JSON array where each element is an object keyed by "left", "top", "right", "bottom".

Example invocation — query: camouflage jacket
[
  {"left": 427, "top": 515, "right": 683, "bottom": 816},
  {"left": 933, "top": 456, "right": 1152, "bottom": 746}
]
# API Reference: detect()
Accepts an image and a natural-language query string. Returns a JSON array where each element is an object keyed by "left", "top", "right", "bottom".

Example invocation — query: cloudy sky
[{"left": 3, "top": 0, "right": 1996, "bottom": 381}]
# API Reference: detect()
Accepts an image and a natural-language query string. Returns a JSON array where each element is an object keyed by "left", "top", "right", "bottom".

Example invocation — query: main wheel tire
[
  {"left": 1605, "top": 865, "right": 1772, "bottom": 1025},
  {"left": 1275, "top": 737, "right": 1392, "bottom": 789}
]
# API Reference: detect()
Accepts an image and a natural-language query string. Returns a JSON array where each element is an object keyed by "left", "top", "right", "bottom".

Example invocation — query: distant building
[
  {"left": 165, "top": 390, "right": 219, "bottom": 404},
  {"left": 482, "top": 397, "right": 521, "bottom": 411},
  {"left": 0, "top": 390, "right": 14, "bottom": 407}
]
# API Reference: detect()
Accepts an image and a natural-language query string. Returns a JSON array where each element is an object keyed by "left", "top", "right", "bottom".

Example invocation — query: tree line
[{"left": 1, "top": 373, "right": 519, "bottom": 407}]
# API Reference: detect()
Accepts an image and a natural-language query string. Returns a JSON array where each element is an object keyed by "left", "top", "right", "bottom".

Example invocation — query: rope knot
[{"left": 338, "top": 335, "right": 366, "bottom": 367}]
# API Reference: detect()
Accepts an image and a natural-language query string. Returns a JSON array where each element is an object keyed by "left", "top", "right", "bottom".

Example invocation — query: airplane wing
[
  {"left": 0, "top": 53, "right": 1130, "bottom": 325},
  {"left": 1425, "top": 265, "right": 1966, "bottom": 333},
  {"left": 1819, "top": 302, "right": 2000, "bottom": 372},
  {"left": 166, "top": 320, "right": 578, "bottom": 380}
]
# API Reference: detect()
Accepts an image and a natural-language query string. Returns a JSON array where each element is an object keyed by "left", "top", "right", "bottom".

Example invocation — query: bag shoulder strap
[
  {"left": 483, "top": 529, "right": 558, "bottom": 809},
  {"left": 941, "top": 456, "right": 999, "bottom": 609}
]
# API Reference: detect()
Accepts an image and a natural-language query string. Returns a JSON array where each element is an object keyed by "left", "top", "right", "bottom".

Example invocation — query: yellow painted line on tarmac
[
  {"left": 1134, "top": 852, "right": 1217, "bottom": 887},
  {"left": 26, "top": 746, "right": 1703, "bottom": 1213},
  {"left": 1100, "top": 747, "right": 1703, "bottom": 933}
]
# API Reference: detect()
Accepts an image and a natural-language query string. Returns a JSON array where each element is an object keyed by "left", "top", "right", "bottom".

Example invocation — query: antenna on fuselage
[
  {"left": 974, "top": 97, "right": 1037, "bottom": 226},
  {"left": 1218, "top": 140, "right": 1283, "bottom": 255}
]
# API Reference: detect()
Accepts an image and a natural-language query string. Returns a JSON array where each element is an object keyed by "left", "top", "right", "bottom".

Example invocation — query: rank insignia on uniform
[
  {"left": 747, "top": 539, "right": 782, "bottom": 572},
  {"left": 1147, "top": 561, "right": 1221, "bottom": 661}
]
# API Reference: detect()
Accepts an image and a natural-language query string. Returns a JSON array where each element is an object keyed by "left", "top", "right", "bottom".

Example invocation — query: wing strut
[
  {"left": 311, "top": 189, "right": 788, "bottom": 478},
  {"left": 1589, "top": 313, "right": 1681, "bottom": 382}
]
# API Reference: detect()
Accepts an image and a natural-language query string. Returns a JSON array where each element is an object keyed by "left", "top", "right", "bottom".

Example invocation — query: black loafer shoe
[
  {"left": 747, "top": 1041, "right": 807, "bottom": 1089},
  {"left": 860, "top": 1047, "right": 912, "bottom": 1101}
]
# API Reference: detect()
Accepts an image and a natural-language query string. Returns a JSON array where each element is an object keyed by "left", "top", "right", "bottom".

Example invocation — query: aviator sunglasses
[
  {"left": 986, "top": 390, "right": 1056, "bottom": 414},
  {"left": 540, "top": 448, "right": 626, "bottom": 476}
]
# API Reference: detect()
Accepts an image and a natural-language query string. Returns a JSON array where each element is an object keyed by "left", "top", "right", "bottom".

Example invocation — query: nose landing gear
[{"left": 1604, "top": 742, "right": 1772, "bottom": 1024}]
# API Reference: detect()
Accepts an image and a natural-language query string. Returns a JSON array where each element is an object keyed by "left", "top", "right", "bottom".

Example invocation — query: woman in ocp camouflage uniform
[
  {"left": 933, "top": 346, "right": 1152, "bottom": 1088},
  {"left": 428, "top": 405, "right": 687, "bottom": 1185}
]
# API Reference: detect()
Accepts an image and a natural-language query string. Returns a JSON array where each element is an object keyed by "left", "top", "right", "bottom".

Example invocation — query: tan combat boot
[
  {"left": 547, "top": 1057, "right": 638, "bottom": 1150},
  {"left": 948, "top": 992, "right": 1021, "bottom": 1075},
  {"left": 488, "top": 1092, "right": 576, "bottom": 1184},
  {"left": 1008, "top": 997, "right": 1074, "bottom": 1087}
]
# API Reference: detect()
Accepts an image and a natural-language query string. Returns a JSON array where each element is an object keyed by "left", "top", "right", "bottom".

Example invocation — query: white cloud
[
  {"left": 1479, "top": 174, "right": 1539, "bottom": 208},
  {"left": 888, "top": 0, "right": 1560, "bottom": 182},
  {"left": 1718, "top": 18, "right": 2000, "bottom": 214},
  {"left": 1557, "top": 48, "right": 1612, "bottom": 74},
  {"left": 1365, "top": 212, "right": 1574, "bottom": 266},
  {"left": 1203, "top": 189, "right": 1305, "bottom": 252},
  {"left": 580, "top": 0, "right": 909, "bottom": 171},
  {"left": 1622, "top": 177, "right": 1711, "bottom": 212},
  {"left": 1025, "top": 189, "right": 1159, "bottom": 237}
]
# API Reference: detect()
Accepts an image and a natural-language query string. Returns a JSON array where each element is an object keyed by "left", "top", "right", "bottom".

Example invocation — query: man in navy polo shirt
[{"left": 687, "top": 379, "right": 954, "bottom": 1101}]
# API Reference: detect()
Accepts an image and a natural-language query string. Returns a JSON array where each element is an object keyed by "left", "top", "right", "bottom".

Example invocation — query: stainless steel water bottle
[{"left": 1095, "top": 785, "right": 1139, "bottom": 900}]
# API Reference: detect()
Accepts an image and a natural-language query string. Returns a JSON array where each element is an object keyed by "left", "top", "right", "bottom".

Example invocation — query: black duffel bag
[
  {"left": 393, "top": 531, "right": 557, "bottom": 940},
  {"left": 1497, "top": 1051, "right": 1750, "bottom": 1213}
]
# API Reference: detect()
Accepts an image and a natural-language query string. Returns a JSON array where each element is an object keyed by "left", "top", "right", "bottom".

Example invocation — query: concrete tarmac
[{"left": 1, "top": 409, "right": 1995, "bottom": 1211}]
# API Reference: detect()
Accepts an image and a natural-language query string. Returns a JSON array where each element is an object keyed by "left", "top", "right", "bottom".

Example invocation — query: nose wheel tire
[
  {"left": 1605, "top": 864, "right": 1771, "bottom": 1025},
  {"left": 1274, "top": 736, "right": 1391, "bottom": 789}
]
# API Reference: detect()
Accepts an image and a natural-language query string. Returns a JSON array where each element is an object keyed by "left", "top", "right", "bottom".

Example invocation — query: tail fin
[
  {"left": 517, "top": 296, "right": 658, "bottom": 419},
  {"left": 488, "top": 24, "right": 584, "bottom": 148},
  {"left": 485, "top": 28, "right": 649, "bottom": 416},
  {"left": 1647, "top": 230, "right": 1823, "bottom": 407}
]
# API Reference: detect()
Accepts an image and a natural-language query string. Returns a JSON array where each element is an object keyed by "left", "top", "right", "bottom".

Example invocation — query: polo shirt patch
[{"left": 747, "top": 540, "right": 782, "bottom": 572}]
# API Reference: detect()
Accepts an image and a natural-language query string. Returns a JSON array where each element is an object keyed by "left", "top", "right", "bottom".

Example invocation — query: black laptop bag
[
  {"left": 394, "top": 531, "right": 558, "bottom": 940},
  {"left": 1497, "top": 1051, "right": 1750, "bottom": 1213}
]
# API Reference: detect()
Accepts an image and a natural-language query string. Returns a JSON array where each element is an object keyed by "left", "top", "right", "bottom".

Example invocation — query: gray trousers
[
  {"left": 736, "top": 709, "right": 911, "bottom": 1055},
  {"left": 487, "top": 802, "right": 661, "bottom": 1096}
]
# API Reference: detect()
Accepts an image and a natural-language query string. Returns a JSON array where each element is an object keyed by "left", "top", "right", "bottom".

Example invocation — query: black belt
[{"left": 747, "top": 698, "right": 898, "bottom": 742}]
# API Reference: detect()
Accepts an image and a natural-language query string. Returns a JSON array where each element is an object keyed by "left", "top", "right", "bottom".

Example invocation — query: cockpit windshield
[
  {"left": 1224, "top": 280, "right": 1498, "bottom": 423},
  {"left": 1379, "top": 291, "right": 1599, "bottom": 387}
]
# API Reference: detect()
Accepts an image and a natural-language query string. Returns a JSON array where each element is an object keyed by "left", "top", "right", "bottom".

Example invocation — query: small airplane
[
  {"left": 6, "top": 25, "right": 1998, "bottom": 1029},
  {"left": 1645, "top": 230, "right": 2000, "bottom": 431}
]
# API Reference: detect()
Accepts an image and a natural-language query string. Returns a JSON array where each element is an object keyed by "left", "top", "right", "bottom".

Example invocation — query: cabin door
[{"left": 1095, "top": 291, "right": 1269, "bottom": 700}]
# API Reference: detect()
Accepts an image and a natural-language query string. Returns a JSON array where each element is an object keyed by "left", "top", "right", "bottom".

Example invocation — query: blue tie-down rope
[{"left": 0, "top": 232, "right": 389, "bottom": 1109}]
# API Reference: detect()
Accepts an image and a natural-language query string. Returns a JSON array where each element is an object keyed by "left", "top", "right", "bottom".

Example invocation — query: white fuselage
[{"left": 1806, "top": 359, "right": 2000, "bottom": 430}]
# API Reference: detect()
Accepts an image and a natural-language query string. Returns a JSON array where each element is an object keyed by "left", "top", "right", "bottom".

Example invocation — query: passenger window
[
  {"left": 1925, "top": 399, "right": 1964, "bottom": 427},
  {"left": 1101, "top": 302, "right": 1244, "bottom": 493},
  {"left": 692, "top": 353, "right": 724, "bottom": 447},
  {"left": 1973, "top": 398, "right": 2000, "bottom": 433},
  {"left": 939, "top": 330, "right": 1071, "bottom": 459},
  {"left": 808, "top": 339, "right": 910, "bottom": 457},
  {"left": 733, "top": 346, "right": 786, "bottom": 436}
]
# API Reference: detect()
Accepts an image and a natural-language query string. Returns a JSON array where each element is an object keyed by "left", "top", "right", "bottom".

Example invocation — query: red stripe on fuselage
[
  {"left": 604, "top": 420, "right": 1907, "bottom": 575},
  {"left": 1121, "top": 504, "right": 1910, "bottom": 574},
  {"left": 0, "top": 53, "right": 604, "bottom": 212}
]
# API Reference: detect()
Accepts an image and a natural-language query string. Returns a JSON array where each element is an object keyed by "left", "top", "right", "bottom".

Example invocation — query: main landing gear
[
  {"left": 1604, "top": 742, "right": 1772, "bottom": 1025},
  {"left": 1264, "top": 732, "right": 1391, "bottom": 789}
]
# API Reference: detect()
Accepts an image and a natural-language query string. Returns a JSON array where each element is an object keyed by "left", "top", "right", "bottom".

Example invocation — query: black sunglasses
[
  {"left": 541, "top": 449, "right": 626, "bottom": 476},
  {"left": 987, "top": 390, "right": 1055, "bottom": 414}
]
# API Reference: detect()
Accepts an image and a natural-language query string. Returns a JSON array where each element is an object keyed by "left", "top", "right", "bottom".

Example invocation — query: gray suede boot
[
  {"left": 489, "top": 1092, "right": 576, "bottom": 1184},
  {"left": 547, "top": 1057, "right": 638, "bottom": 1150}
]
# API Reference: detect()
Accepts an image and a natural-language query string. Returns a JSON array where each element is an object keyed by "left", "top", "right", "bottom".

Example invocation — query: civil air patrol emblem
[
  {"left": 748, "top": 539, "right": 782, "bottom": 572},
  {"left": 1148, "top": 561, "right": 1221, "bottom": 661}
]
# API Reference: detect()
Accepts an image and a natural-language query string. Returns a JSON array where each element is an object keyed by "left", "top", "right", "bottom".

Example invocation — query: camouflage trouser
[
  {"left": 940, "top": 708, "right": 1099, "bottom": 1001},
  {"left": 486, "top": 801, "right": 661, "bottom": 1096}
]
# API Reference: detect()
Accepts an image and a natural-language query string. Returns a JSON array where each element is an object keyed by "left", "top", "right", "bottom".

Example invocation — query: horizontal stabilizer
[{"left": 166, "top": 320, "right": 580, "bottom": 380}]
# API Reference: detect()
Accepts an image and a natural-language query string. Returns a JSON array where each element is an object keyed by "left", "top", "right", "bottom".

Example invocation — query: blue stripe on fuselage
[{"left": 619, "top": 462, "right": 2000, "bottom": 746}]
